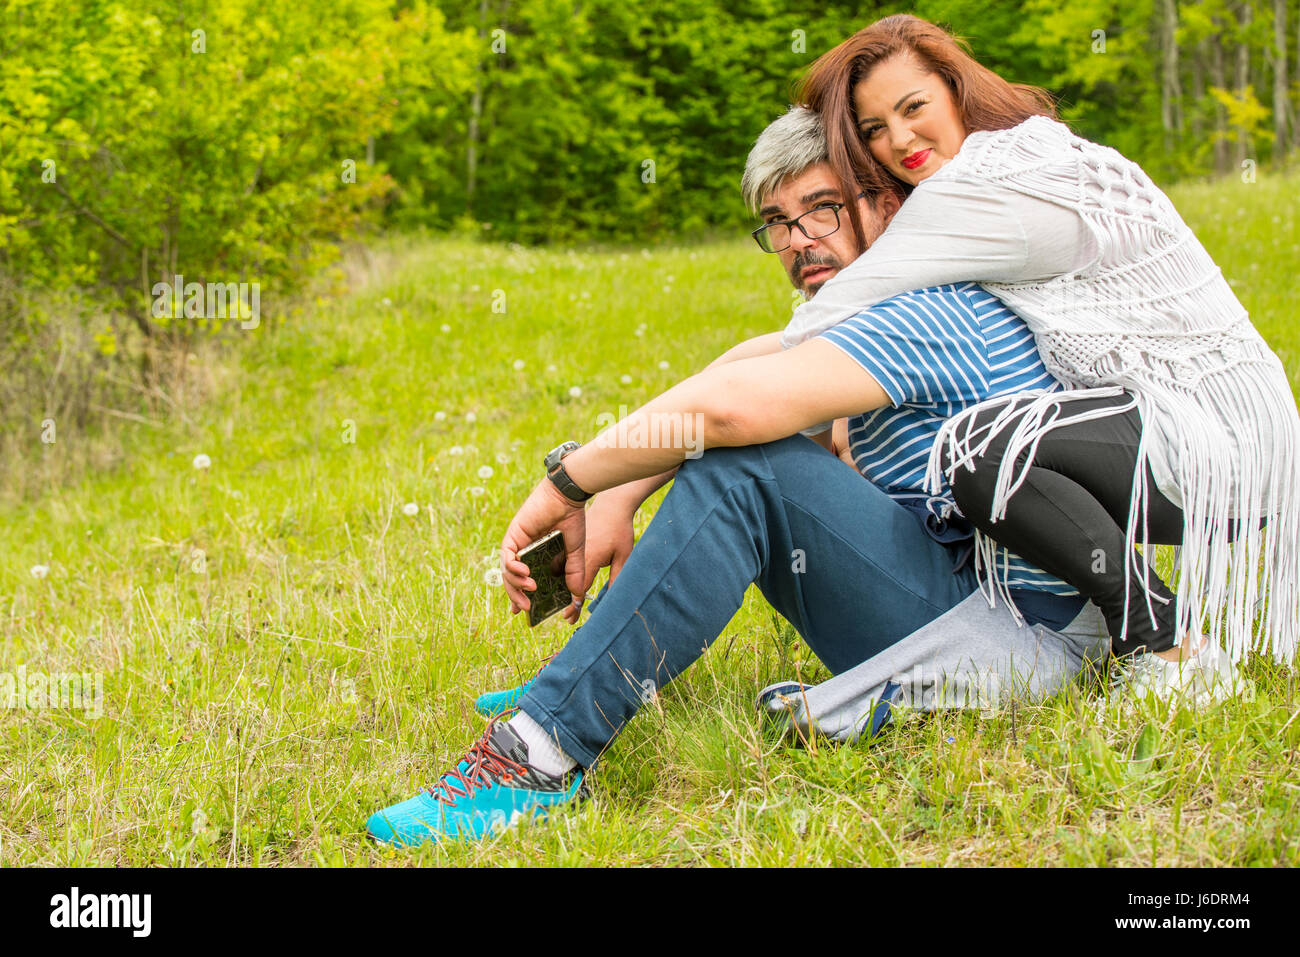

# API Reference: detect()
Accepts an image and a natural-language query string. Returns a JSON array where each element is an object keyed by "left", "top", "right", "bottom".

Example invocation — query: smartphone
[{"left": 516, "top": 530, "right": 570, "bottom": 627}]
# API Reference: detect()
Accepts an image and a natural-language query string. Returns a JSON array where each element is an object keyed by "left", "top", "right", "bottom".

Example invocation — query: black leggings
[{"left": 947, "top": 393, "right": 1185, "bottom": 656}]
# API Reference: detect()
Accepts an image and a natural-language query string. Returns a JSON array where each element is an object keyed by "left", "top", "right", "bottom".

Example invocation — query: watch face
[{"left": 546, "top": 442, "right": 577, "bottom": 469}]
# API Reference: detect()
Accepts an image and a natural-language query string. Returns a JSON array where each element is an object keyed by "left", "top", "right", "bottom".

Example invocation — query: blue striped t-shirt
[{"left": 819, "top": 281, "right": 1080, "bottom": 598}]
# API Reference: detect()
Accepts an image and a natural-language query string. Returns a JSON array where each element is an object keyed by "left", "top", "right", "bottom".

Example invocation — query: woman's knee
[{"left": 945, "top": 404, "right": 1033, "bottom": 520}]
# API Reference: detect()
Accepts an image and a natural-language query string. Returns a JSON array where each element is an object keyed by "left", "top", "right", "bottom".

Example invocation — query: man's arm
[
  {"left": 597, "top": 331, "right": 788, "bottom": 514},
  {"left": 503, "top": 337, "right": 890, "bottom": 615},
  {"left": 563, "top": 338, "right": 889, "bottom": 493}
]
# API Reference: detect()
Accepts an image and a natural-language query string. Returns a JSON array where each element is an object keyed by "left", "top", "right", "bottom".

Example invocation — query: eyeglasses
[{"left": 751, "top": 192, "right": 865, "bottom": 253}]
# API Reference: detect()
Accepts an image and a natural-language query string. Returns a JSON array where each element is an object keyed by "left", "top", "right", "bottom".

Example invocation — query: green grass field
[{"left": 3, "top": 172, "right": 1299, "bottom": 866}]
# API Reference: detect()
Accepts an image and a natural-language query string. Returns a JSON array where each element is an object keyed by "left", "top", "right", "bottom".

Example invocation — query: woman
[{"left": 781, "top": 15, "right": 1300, "bottom": 683}]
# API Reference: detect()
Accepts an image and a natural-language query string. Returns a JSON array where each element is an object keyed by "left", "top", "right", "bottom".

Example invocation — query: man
[{"left": 366, "top": 107, "right": 1109, "bottom": 846}]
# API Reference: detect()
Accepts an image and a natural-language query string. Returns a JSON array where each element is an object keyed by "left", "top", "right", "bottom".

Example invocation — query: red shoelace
[
  {"left": 426, "top": 717, "right": 528, "bottom": 807},
  {"left": 529, "top": 652, "right": 556, "bottom": 682}
]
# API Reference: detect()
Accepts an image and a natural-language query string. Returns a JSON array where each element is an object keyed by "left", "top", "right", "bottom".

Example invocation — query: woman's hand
[{"left": 500, "top": 478, "right": 588, "bottom": 626}]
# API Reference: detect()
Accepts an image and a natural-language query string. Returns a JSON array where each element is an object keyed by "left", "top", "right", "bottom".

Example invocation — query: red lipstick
[{"left": 901, "top": 148, "right": 931, "bottom": 171}]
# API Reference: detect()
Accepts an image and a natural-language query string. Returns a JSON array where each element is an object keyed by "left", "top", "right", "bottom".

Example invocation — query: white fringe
[{"left": 925, "top": 372, "right": 1300, "bottom": 663}]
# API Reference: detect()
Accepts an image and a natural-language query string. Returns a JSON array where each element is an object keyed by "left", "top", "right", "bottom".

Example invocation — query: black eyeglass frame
[{"left": 751, "top": 191, "right": 867, "bottom": 253}]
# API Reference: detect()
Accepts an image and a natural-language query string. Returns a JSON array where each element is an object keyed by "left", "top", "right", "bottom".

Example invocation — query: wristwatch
[{"left": 544, "top": 441, "right": 592, "bottom": 502}]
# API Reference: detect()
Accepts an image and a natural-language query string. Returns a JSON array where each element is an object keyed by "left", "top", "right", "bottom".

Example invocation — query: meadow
[{"left": 2, "top": 171, "right": 1298, "bottom": 867}]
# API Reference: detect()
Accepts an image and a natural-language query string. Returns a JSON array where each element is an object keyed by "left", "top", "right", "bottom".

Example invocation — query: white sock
[{"left": 507, "top": 711, "right": 577, "bottom": 777}]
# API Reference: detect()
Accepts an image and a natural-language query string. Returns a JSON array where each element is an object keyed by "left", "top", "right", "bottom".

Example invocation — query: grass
[{"left": 1, "top": 172, "right": 1298, "bottom": 867}]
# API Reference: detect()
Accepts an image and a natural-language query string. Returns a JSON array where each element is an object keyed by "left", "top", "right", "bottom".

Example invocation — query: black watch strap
[{"left": 544, "top": 442, "right": 591, "bottom": 502}]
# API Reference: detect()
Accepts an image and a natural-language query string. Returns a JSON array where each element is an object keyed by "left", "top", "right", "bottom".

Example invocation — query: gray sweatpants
[{"left": 785, "top": 590, "right": 1110, "bottom": 743}]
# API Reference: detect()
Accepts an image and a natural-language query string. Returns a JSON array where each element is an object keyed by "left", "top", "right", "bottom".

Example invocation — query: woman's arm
[{"left": 781, "top": 177, "right": 1097, "bottom": 346}]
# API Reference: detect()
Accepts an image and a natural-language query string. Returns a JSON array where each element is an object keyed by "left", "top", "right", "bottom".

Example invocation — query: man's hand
[
  {"left": 500, "top": 479, "right": 588, "bottom": 626},
  {"left": 581, "top": 494, "right": 637, "bottom": 599}
]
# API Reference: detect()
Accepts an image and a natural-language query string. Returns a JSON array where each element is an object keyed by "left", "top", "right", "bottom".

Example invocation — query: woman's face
[{"left": 853, "top": 52, "right": 967, "bottom": 187}]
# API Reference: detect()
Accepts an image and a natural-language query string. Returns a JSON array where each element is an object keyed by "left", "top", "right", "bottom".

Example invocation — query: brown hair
[{"left": 796, "top": 15, "right": 1058, "bottom": 249}]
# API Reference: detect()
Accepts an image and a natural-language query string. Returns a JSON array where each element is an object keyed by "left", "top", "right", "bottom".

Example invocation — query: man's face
[{"left": 756, "top": 163, "right": 890, "bottom": 298}]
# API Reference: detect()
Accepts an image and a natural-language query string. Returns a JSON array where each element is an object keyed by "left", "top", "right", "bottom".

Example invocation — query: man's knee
[{"left": 674, "top": 435, "right": 810, "bottom": 484}]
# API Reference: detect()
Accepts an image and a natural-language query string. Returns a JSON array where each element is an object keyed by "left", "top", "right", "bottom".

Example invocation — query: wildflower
[
  {"left": 568, "top": 386, "right": 582, "bottom": 398},
  {"left": 449, "top": 445, "right": 464, "bottom": 456},
  {"left": 469, "top": 486, "right": 486, "bottom": 497},
  {"left": 402, "top": 502, "right": 419, "bottom": 517},
  {"left": 484, "top": 567, "right": 503, "bottom": 587},
  {"left": 434, "top": 411, "right": 447, "bottom": 422},
  {"left": 477, "top": 465, "right": 494, "bottom": 479},
  {"left": 31, "top": 564, "right": 50, "bottom": 579},
  {"left": 512, "top": 359, "right": 525, "bottom": 371},
  {"left": 193, "top": 453, "right": 211, "bottom": 470},
  {"left": 620, "top": 374, "right": 633, "bottom": 385}
]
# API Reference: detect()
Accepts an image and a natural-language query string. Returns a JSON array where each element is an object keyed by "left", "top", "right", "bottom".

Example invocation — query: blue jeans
[{"left": 519, "top": 434, "right": 980, "bottom": 767}]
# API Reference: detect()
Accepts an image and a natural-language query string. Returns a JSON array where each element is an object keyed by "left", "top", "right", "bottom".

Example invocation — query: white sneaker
[{"left": 1111, "top": 638, "right": 1249, "bottom": 708}]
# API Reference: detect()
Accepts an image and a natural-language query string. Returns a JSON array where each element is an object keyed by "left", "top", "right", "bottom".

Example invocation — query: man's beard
[{"left": 790, "top": 250, "right": 842, "bottom": 298}]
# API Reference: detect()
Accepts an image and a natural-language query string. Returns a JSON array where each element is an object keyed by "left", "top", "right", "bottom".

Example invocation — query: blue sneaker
[
  {"left": 474, "top": 654, "right": 555, "bottom": 718},
  {"left": 366, "top": 717, "right": 587, "bottom": 847}
]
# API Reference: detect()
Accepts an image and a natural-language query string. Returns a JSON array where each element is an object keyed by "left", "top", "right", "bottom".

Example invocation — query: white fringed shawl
[{"left": 783, "top": 116, "right": 1300, "bottom": 662}]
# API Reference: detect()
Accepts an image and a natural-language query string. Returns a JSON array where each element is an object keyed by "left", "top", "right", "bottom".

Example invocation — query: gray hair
[{"left": 741, "top": 106, "right": 829, "bottom": 212}]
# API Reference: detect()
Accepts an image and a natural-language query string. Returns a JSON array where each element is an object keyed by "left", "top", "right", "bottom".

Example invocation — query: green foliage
[
  {"left": 382, "top": 0, "right": 895, "bottom": 243},
  {"left": 0, "top": 0, "right": 442, "bottom": 335},
  {"left": 1209, "top": 84, "right": 1276, "bottom": 146},
  {"left": 3, "top": 0, "right": 1298, "bottom": 435}
]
